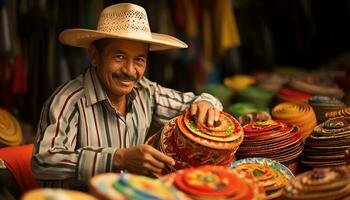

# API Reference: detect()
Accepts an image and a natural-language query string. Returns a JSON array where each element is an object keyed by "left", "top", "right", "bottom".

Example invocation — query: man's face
[{"left": 91, "top": 38, "right": 148, "bottom": 99}]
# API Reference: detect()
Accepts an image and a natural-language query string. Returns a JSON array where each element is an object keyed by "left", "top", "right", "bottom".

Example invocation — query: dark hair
[{"left": 92, "top": 39, "right": 109, "bottom": 54}]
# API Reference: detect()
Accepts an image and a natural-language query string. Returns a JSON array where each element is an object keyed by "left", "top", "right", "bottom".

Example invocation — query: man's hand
[
  {"left": 113, "top": 144, "right": 175, "bottom": 175},
  {"left": 190, "top": 101, "right": 220, "bottom": 126}
]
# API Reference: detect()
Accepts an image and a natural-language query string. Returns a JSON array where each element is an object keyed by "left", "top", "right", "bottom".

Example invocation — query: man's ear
[{"left": 88, "top": 45, "right": 99, "bottom": 68}]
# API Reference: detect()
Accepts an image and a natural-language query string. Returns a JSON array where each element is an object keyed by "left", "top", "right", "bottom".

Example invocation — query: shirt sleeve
[
  {"left": 31, "top": 96, "right": 117, "bottom": 186},
  {"left": 143, "top": 78, "right": 223, "bottom": 124}
]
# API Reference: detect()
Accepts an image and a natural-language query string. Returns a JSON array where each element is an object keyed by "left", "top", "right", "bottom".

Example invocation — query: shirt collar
[{"left": 83, "top": 67, "right": 109, "bottom": 106}]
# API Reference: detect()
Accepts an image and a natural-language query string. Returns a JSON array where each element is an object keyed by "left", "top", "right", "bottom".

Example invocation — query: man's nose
[{"left": 122, "top": 59, "right": 136, "bottom": 75}]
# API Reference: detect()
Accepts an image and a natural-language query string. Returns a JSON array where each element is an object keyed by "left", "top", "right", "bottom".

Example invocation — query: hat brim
[{"left": 59, "top": 29, "right": 188, "bottom": 51}]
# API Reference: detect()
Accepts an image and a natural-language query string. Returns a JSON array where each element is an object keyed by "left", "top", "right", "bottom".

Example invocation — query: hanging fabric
[
  {"left": 202, "top": 2, "right": 213, "bottom": 74},
  {"left": 0, "top": 0, "right": 11, "bottom": 53},
  {"left": 12, "top": 54, "right": 27, "bottom": 95},
  {"left": 214, "top": 0, "right": 241, "bottom": 56}
]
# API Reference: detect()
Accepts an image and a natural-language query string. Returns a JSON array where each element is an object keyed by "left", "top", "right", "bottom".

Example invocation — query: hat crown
[{"left": 97, "top": 3, "right": 152, "bottom": 39}]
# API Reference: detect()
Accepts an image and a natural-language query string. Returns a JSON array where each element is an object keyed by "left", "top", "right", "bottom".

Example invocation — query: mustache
[{"left": 112, "top": 73, "right": 138, "bottom": 81}]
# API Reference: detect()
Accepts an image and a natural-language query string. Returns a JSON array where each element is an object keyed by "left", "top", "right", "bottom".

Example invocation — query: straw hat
[
  {"left": 0, "top": 108, "right": 22, "bottom": 146},
  {"left": 59, "top": 3, "right": 188, "bottom": 51}
]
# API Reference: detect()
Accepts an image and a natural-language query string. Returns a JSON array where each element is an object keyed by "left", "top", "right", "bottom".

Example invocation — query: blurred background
[{"left": 0, "top": 0, "right": 349, "bottom": 144}]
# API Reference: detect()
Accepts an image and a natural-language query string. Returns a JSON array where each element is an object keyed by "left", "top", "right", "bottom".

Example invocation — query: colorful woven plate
[
  {"left": 182, "top": 111, "right": 241, "bottom": 142},
  {"left": 230, "top": 157, "right": 293, "bottom": 199},
  {"left": 243, "top": 120, "right": 282, "bottom": 133},
  {"left": 22, "top": 189, "right": 97, "bottom": 200},
  {"left": 230, "top": 157, "right": 294, "bottom": 179},
  {"left": 174, "top": 166, "right": 239, "bottom": 196},
  {"left": 115, "top": 173, "right": 179, "bottom": 199},
  {"left": 177, "top": 115, "right": 243, "bottom": 149},
  {"left": 313, "top": 117, "right": 350, "bottom": 135}
]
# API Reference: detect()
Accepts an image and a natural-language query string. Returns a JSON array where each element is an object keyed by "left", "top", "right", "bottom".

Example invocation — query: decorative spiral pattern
[
  {"left": 231, "top": 158, "right": 293, "bottom": 199},
  {"left": 325, "top": 107, "right": 350, "bottom": 119},
  {"left": 272, "top": 102, "right": 317, "bottom": 139}
]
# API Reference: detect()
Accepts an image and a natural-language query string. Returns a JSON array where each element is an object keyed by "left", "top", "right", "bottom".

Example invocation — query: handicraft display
[
  {"left": 237, "top": 120, "right": 303, "bottom": 173},
  {"left": 160, "top": 165, "right": 266, "bottom": 200},
  {"left": 302, "top": 117, "right": 350, "bottom": 167},
  {"left": 282, "top": 166, "right": 350, "bottom": 199}
]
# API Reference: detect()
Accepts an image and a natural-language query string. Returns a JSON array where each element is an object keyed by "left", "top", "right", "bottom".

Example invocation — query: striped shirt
[{"left": 32, "top": 67, "right": 222, "bottom": 189}]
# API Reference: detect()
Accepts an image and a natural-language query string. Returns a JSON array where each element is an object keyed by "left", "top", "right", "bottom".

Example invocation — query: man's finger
[
  {"left": 147, "top": 146, "right": 175, "bottom": 166},
  {"left": 207, "top": 108, "right": 215, "bottom": 126},
  {"left": 214, "top": 108, "right": 220, "bottom": 122},
  {"left": 144, "top": 153, "right": 165, "bottom": 169},
  {"left": 142, "top": 162, "right": 163, "bottom": 174},
  {"left": 190, "top": 103, "right": 198, "bottom": 116},
  {"left": 197, "top": 107, "right": 208, "bottom": 125}
]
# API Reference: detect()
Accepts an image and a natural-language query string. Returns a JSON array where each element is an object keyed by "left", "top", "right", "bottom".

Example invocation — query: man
[{"left": 32, "top": 3, "right": 222, "bottom": 190}]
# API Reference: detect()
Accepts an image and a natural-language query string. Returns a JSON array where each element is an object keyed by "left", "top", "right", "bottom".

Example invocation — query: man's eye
[
  {"left": 114, "top": 55, "right": 125, "bottom": 60},
  {"left": 135, "top": 57, "right": 146, "bottom": 63}
]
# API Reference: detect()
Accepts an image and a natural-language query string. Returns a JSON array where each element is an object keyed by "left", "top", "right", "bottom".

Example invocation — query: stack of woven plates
[
  {"left": 160, "top": 165, "right": 266, "bottom": 200},
  {"left": 272, "top": 102, "right": 317, "bottom": 139},
  {"left": 308, "top": 96, "right": 346, "bottom": 122},
  {"left": 282, "top": 166, "right": 350, "bottom": 199},
  {"left": 89, "top": 173, "right": 186, "bottom": 200},
  {"left": 147, "top": 111, "right": 244, "bottom": 173},
  {"left": 325, "top": 106, "right": 350, "bottom": 119},
  {"left": 230, "top": 157, "right": 294, "bottom": 199},
  {"left": 22, "top": 189, "right": 97, "bottom": 200},
  {"left": 288, "top": 78, "right": 344, "bottom": 98},
  {"left": 237, "top": 120, "right": 303, "bottom": 173},
  {"left": 302, "top": 117, "right": 350, "bottom": 167},
  {"left": 0, "top": 108, "right": 22, "bottom": 146},
  {"left": 275, "top": 87, "right": 312, "bottom": 104}
]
